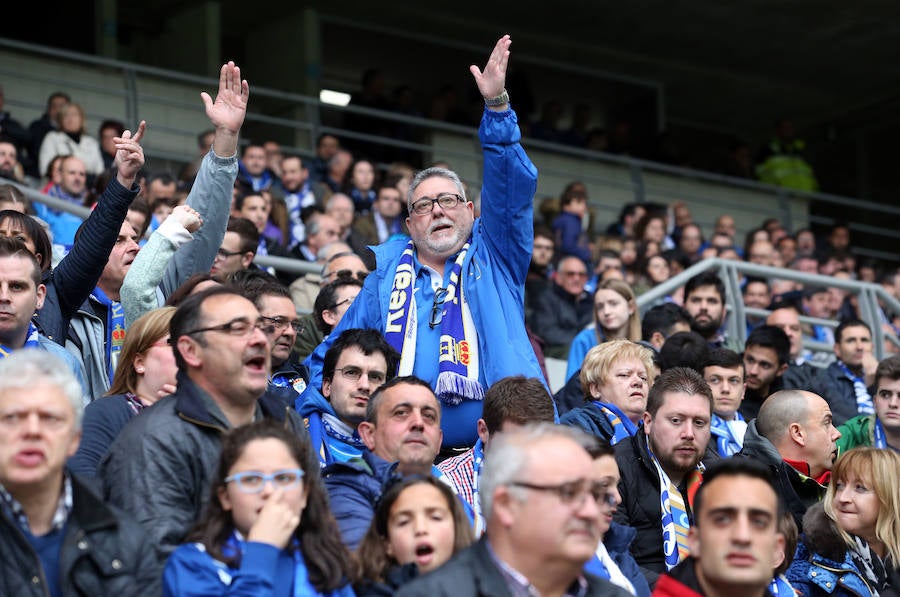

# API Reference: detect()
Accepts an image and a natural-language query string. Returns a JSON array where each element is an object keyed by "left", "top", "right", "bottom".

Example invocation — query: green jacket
[{"left": 836, "top": 415, "right": 873, "bottom": 455}]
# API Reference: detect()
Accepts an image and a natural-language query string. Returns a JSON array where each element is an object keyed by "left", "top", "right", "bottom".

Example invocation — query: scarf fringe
[{"left": 435, "top": 371, "right": 484, "bottom": 407}]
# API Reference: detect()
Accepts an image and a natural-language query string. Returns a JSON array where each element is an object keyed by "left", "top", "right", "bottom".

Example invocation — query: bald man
[{"left": 737, "top": 390, "right": 841, "bottom": 531}]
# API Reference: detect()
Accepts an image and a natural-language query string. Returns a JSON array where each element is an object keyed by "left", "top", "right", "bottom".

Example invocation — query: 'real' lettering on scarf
[{"left": 384, "top": 239, "right": 483, "bottom": 407}]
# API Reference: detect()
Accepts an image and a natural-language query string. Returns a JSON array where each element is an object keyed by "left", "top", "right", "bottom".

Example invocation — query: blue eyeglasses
[{"left": 224, "top": 469, "right": 305, "bottom": 494}]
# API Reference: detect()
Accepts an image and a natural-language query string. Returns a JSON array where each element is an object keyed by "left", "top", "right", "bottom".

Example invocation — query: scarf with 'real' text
[{"left": 384, "top": 239, "right": 483, "bottom": 407}]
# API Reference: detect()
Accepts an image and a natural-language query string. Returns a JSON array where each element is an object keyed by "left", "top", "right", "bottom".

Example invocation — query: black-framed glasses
[
  {"left": 215, "top": 248, "right": 243, "bottom": 260},
  {"left": 326, "top": 269, "right": 368, "bottom": 283},
  {"left": 410, "top": 193, "right": 463, "bottom": 216},
  {"left": 429, "top": 287, "right": 450, "bottom": 329},
  {"left": 509, "top": 479, "right": 617, "bottom": 508},
  {"left": 224, "top": 468, "right": 305, "bottom": 494},
  {"left": 182, "top": 316, "right": 276, "bottom": 338},
  {"left": 259, "top": 315, "right": 304, "bottom": 334},
  {"left": 329, "top": 296, "right": 356, "bottom": 311},
  {"left": 334, "top": 366, "right": 387, "bottom": 384}
]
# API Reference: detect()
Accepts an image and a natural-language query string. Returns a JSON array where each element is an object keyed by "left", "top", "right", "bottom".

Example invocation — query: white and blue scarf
[
  {"left": 385, "top": 239, "right": 483, "bottom": 407},
  {"left": 594, "top": 401, "right": 637, "bottom": 445},
  {"left": 710, "top": 412, "right": 745, "bottom": 457},
  {"left": 837, "top": 360, "right": 875, "bottom": 415},
  {"left": 0, "top": 322, "right": 40, "bottom": 358},
  {"left": 91, "top": 286, "right": 125, "bottom": 383}
]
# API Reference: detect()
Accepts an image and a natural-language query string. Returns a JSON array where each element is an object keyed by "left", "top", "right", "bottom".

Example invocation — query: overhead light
[{"left": 320, "top": 89, "right": 351, "bottom": 106}]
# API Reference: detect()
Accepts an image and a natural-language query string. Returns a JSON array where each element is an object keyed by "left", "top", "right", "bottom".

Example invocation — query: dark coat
[
  {"left": 98, "top": 371, "right": 309, "bottom": 561},
  {"left": 395, "top": 538, "right": 632, "bottom": 597},
  {"left": 530, "top": 282, "right": 593, "bottom": 358},
  {"left": 652, "top": 557, "right": 776, "bottom": 597},
  {"left": 809, "top": 362, "right": 871, "bottom": 427},
  {"left": 560, "top": 401, "right": 616, "bottom": 444},
  {"left": 613, "top": 425, "right": 719, "bottom": 587},
  {"left": 355, "top": 562, "right": 420, "bottom": 596},
  {"left": 323, "top": 450, "right": 398, "bottom": 551},
  {"left": 0, "top": 474, "right": 161, "bottom": 596},
  {"left": 68, "top": 394, "right": 135, "bottom": 477},
  {"left": 736, "top": 420, "right": 827, "bottom": 532}
]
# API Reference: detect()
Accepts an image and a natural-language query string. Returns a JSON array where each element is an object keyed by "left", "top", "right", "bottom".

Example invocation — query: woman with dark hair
[
  {"left": 163, "top": 419, "right": 356, "bottom": 596},
  {"left": 342, "top": 158, "right": 378, "bottom": 214},
  {"left": 355, "top": 475, "right": 474, "bottom": 596}
]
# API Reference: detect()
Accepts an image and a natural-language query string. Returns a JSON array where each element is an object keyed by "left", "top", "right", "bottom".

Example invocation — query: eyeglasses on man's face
[
  {"left": 259, "top": 315, "right": 304, "bottom": 334},
  {"left": 509, "top": 479, "right": 617, "bottom": 508},
  {"left": 410, "top": 193, "right": 464, "bottom": 216},
  {"left": 182, "top": 316, "right": 276, "bottom": 338},
  {"left": 215, "top": 248, "right": 243, "bottom": 260},
  {"left": 333, "top": 365, "right": 387, "bottom": 385},
  {"left": 326, "top": 269, "right": 368, "bottom": 283},
  {"left": 224, "top": 468, "right": 305, "bottom": 493}
]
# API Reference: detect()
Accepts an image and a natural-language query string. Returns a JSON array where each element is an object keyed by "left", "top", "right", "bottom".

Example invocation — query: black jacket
[
  {"left": 530, "top": 283, "right": 593, "bottom": 358},
  {"left": 613, "top": 425, "right": 719, "bottom": 587},
  {"left": 395, "top": 538, "right": 632, "bottom": 597},
  {"left": 99, "top": 371, "right": 309, "bottom": 561},
  {"left": 736, "top": 420, "right": 827, "bottom": 532},
  {"left": 0, "top": 475, "right": 161, "bottom": 596},
  {"left": 809, "top": 361, "right": 870, "bottom": 427}
]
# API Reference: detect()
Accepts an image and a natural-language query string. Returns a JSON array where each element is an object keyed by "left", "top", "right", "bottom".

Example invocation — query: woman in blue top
[
  {"left": 566, "top": 278, "right": 641, "bottom": 382},
  {"left": 164, "top": 419, "right": 356, "bottom": 596}
]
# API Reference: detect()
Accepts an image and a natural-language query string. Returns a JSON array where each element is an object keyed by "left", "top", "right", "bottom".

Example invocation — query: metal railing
[
  {"left": 637, "top": 257, "right": 900, "bottom": 360},
  {"left": 2, "top": 36, "right": 899, "bottom": 266}
]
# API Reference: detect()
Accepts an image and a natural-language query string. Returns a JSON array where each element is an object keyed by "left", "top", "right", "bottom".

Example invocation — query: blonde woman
[
  {"left": 560, "top": 339, "right": 656, "bottom": 446},
  {"left": 788, "top": 447, "right": 900, "bottom": 596},
  {"left": 38, "top": 101, "right": 105, "bottom": 177}
]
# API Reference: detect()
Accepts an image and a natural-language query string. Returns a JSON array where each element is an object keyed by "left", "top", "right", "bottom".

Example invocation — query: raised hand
[
  {"left": 170, "top": 204, "right": 203, "bottom": 233},
  {"left": 469, "top": 35, "right": 511, "bottom": 102},
  {"left": 201, "top": 61, "right": 250, "bottom": 156},
  {"left": 246, "top": 489, "right": 301, "bottom": 549},
  {"left": 114, "top": 120, "right": 146, "bottom": 188}
]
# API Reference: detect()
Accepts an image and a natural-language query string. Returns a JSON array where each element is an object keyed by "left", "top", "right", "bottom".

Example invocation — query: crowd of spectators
[{"left": 0, "top": 36, "right": 899, "bottom": 597}]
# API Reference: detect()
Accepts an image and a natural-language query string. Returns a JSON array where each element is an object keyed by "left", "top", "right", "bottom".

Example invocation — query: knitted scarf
[
  {"left": 709, "top": 412, "right": 745, "bottom": 457},
  {"left": 384, "top": 239, "right": 483, "bottom": 406},
  {"left": 837, "top": 360, "right": 875, "bottom": 415},
  {"left": 91, "top": 286, "right": 125, "bottom": 383}
]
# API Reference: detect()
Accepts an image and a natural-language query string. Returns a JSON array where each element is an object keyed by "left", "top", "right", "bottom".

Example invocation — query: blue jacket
[
  {"left": 303, "top": 107, "right": 543, "bottom": 448},
  {"left": 297, "top": 380, "right": 364, "bottom": 467},
  {"left": 584, "top": 522, "right": 651, "bottom": 597},
  {"left": 566, "top": 326, "right": 599, "bottom": 381},
  {"left": 787, "top": 503, "right": 876, "bottom": 597},
  {"left": 68, "top": 393, "right": 135, "bottom": 477},
  {"left": 323, "top": 451, "right": 398, "bottom": 550},
  {"left": 560, "top": 401, "right": 618, "bottom": 445},
  {"left": 552, "top": 210, "right": 591, "bottom": 265},
  {"left": 164, "top": 539, "right": 355, "bottom": 597}
]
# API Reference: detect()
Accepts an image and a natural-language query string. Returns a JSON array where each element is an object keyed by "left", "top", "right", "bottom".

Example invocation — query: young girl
[
  {"left": 566, "top": 278, "right": 641, "bottom": 382},
  {"left": 163, "top": 420, "right": 356, "bottom": 596},
  {"left": 355, "top": 476, "right": 474, "bottom": 596}
]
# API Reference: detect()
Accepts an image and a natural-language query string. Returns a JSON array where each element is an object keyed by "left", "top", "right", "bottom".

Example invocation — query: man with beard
[
  {"left": 613, "top": 367, "right": 716, "bottom": 587},
  {"left": 0, "top": 137, "right": 25, "bottom": 183},
  {"left": 303, "top": 35, "right": 546, "bottom": 453},
  {"left": 740, "top": 325, "right": 790, "bottom": 420},
  {"left": 737, "top": 389, "right": 841, "bottom": 532},
  {"left": 683, "top": 271, "right": 739, "bottom": 351}
]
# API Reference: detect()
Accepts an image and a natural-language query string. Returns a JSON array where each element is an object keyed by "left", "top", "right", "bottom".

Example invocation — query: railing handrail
[{"left": 638, "top": 257, "right": 900, "bottom": 360}]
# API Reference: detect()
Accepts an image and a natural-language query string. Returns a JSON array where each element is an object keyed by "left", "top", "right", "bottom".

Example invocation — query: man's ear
[
  {"left": 686, "top": 525, "right": 699, "bottom": 558},
  {"left": 476, "top": 419, "right": 489, "bottom": 446},
  {"left": 788, "top": 422, "right": 805, "bottom": 447},
  {"left": 776, "top": 362, "right": 788, "bottom": 378},
  {"left": 177, "top": 336, "right": 203, "bottom": 368},
  {"left": 241, "top": 252, "right": 255, "bottom": 269},
  {"left": 358, "top": 421, "right": 376, "bottom": 451}
]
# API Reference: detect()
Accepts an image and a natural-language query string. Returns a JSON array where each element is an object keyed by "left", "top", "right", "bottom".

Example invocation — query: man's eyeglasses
[
  {"left": 509, "top": 479, "right": 617, "bottom": 508},
  {"left": 429, "top": 287, "right": 450, "bottom": 329},
  {"left": 182, "top": 316, "right": 276, "bottom": 338},
  {"left": 329, "top": 296, "right": 356, "bottom": 311},
  {"left": 224, "top": 469, "right": 305, "bottom": 494},
  {"left": 259, "top": 315, "right": 304, "bottom": 334},
  {"left": 326, "top": 269, "right": 368, "bottom": 283},
  {"left": 333, "top": 366, "right": 387, "bottom": 385},
  {"left": 410, "top": 193, "right": 463, "bottom": 216},
  {"left": 216, "top": 248, "right": 244, "bottom": 260},
  {"left": 559, "top": 270, "right": 588, "bottom": 278}
]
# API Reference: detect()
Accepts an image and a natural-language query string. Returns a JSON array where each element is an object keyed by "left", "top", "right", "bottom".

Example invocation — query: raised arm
[
  {"left": 160, "top": 62, "right": 249, "bottom": 297},
  {"left": 41, "top": 122, "right": 146, "bottom": 339},
  {"left": 470, "top": 35, "right": 537, "bottom": 284},
  {"left": 469, "top": 35, "right": 511, "bottom": 112}
]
